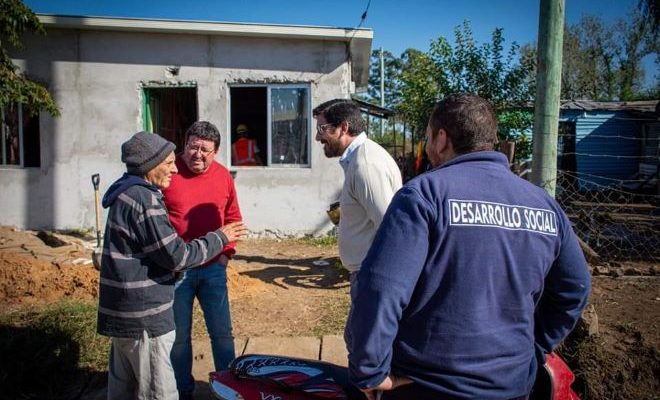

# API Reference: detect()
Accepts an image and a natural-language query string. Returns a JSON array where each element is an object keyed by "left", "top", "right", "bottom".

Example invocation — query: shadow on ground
[
  {"left": 0, "top": 324, "right": 106, "bottom": 400},
  {"left": 234, "top": 254, "right": 348, "bottom": 290}
]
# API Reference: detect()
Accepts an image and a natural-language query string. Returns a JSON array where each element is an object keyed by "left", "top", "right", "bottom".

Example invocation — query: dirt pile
[
  {"left": 0, "top": 226, "right": 267, "bottom": 308},
  {"left": 0, "top": 226, "right": 99, "bottom": 307}
]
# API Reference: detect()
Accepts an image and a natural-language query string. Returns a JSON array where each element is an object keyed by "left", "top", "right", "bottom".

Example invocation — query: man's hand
[
  {"left": 360, "top": 374, "right": 413, "bottom": 400},
  {"left": 218, "top": 221, "right": 248, "bottom": 243}
]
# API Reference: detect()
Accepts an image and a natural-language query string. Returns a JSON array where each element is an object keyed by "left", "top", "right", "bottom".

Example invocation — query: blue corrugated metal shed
[{"left": 558, "top": 100, "right": 658, "bottom": 189}]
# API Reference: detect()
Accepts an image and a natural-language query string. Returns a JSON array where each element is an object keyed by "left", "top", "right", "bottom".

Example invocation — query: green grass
[
  {"left": 312, "top": 293, "right": 351, "bottom": 337},
  {"left": 0, "top": 301, "right": 110, "bottom": 398},
  {"left": 296, "top": 234, "right": 338, "bottom": 247},
  {"left": 56, "top": 227, "right": 96, "bottom": 240}
]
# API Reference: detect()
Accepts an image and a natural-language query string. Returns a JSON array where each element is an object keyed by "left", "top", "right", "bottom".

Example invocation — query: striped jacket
[{"left": 97, "top": 174, "right": 228, "bottom": 338}]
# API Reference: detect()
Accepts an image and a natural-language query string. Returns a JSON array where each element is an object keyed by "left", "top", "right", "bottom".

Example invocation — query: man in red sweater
[{"left": 162, "top": 121, "right": 243, "bottom": 400}]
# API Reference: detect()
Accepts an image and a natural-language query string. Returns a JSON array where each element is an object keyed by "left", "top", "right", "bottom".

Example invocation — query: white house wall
[{"left": 2, "top": 28, "right": 351, "bottom": 236}]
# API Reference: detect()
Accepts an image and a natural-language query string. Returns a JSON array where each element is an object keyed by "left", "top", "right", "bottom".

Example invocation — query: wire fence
[{"left": 516, "top": 161, "right": 659, "bottom": 262}]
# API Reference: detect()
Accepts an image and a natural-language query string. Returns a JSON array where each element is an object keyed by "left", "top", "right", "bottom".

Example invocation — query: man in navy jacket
[{"left": 345, "top": 94, "right": 591, "bottom": 400}]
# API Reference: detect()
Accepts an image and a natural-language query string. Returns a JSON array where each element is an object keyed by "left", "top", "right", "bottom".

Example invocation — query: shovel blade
[{"left": 92, "top": 247, "right": 102, "bottom": 271}]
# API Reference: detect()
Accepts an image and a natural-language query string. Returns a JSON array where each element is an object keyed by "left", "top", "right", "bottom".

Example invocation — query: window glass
[
  {"left": 22, "top": 110, "right": 40, "bottom": 168},
  {"left": 2, "top": 104, "right": 20, "bottom": 165},
  {"left": 270, "top": 88, "right": 309, "bottom": 165},
  {"left": 1, "top": 104, "right": 40, "bottom": 167},
  {"left": 230, "top": 85, "right": 310, "bottom": 167}
]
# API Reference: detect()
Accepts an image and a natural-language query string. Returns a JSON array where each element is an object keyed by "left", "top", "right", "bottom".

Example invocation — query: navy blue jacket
[{"left": 345, "top": 151, "right": 591, "bottom": 399}]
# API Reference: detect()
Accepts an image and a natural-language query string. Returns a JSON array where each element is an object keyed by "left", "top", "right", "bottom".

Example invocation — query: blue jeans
[{"left": 171, "top": 262, "right": 235, "bottom": 394}]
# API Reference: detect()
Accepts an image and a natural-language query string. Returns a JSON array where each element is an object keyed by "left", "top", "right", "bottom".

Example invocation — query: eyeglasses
[
  {"left": 316, "top": 123, "right": 336, "bottom": 135},
  {"left": 186, "top": 143, "right": 215, "bottom": 157}
]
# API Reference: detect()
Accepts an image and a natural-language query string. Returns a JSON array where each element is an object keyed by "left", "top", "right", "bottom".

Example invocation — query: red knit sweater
[{"left": 162, "top": 156, "right": 242, "bottom": 264}]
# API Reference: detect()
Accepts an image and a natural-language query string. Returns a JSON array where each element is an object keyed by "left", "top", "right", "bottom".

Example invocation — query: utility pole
[
  {"left": 531, "top": 0, "right": 564, "bottom": 197},
  {"left": 380, "top": 47, "right": 385, "bottom": 138}
]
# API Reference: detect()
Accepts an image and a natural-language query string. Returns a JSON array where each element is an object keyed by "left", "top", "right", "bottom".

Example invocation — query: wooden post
[{"left": 531, "top": 0, "right": 565, "bottom": 197}]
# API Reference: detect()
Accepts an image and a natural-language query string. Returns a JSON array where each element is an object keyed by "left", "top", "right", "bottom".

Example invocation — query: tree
[
  {"left": 528, "top": 4, "right": 658, "bottom": 101},
  {"left": 430, "top": 21, "right": 534, "bottom": 160},
  {"left": 364, "top": 49, "right": 403, "bottom": 109},
  {"left": 1, "top": 0, "right": 59, "bottom": 116},
  {"left": 397, "top": 48, "right": 440, "bottom": 141},
  {"left": 426, "top": 22, "right": 533, "bottom": 109},
  {"left": 638, "top": 0, "right": 659, "bottom": 36},
  {"left": 617, "top": 5, "right": 657, "bottom": 100},
  {"left": 560, "top": 16, "right": 618, "bottom": 100},
  {"left": 365, "top": 21, "right": 534, "bottom": 163}
]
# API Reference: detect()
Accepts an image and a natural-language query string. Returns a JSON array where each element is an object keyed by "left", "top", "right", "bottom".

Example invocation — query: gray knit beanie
[{"left": 121, "top": 131, "right": 176, "bottom": 175}]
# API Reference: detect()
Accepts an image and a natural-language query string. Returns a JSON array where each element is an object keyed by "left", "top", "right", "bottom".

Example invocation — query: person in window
[
  {"left": 97, "top": 131, "right": 247, "bottom": 400},
  {"left": 231, "top": 123, "right": 263, "bottom": 166},
  {"left": 313, "top": 99, "right": 402, "bottom": 293},
  {"left": 345, "top": 94, "right": 591, "bottom": 399},
  {"left": 162, "top": 121, "right": 245, "bottom": 400}
]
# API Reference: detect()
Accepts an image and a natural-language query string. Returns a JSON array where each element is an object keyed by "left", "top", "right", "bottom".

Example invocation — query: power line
[{"left": 348, "top": 0, "right": 371, "bottom": 45}]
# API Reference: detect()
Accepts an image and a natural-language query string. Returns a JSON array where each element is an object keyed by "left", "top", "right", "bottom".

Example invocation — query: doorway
[{"left": 143, "top": 86, "right": 198, "bottom": 151}]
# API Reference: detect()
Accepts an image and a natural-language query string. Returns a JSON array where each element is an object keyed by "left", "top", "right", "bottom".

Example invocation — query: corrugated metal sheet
[
  {"left": 561, "top": 110, "right": 643, "bottom": 189},
  {"left": 561, "top": 100, "right": 659, "bottom": 113}
]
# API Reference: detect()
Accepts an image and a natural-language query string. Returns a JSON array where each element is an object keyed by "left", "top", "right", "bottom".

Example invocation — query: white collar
[{"left": 339, "top": 132, "right": 367, "bottom": 166}]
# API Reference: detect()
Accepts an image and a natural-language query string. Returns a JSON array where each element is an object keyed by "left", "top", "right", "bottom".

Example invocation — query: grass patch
[
  {"left": 296, "top": 234, "right": 338, "bottom": 247},
  {"left": 0, "top": 301, "right": 109, "bottom": 399},
  {"left": 56, "top": 227, "right": 96, "bottom": 240},
  {"left": 312, "top": 293, "right": 351, "bottom": 337}
]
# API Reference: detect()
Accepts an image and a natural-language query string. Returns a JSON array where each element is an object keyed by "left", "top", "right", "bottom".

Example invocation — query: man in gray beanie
[{"left": 97, "top": 131, "right": 248, "bottom": 400}]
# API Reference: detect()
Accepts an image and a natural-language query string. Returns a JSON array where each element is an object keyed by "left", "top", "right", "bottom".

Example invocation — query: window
[
  {"left": 142, "top": 85, "right": 198, "bottom": 151},
  {"left": 230, "top": 85, "right": 310, "bottom": 167},
  {"left": 1, "top": 103, "right": 40, "bottom": 167}
]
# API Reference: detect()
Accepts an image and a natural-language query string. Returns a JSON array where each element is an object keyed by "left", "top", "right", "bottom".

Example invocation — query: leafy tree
[
  {"left": 1, "top": 0, "right": 59, "bottom": 116},
  {"left": 429, "top": 21, "right": 535, "bottom": 147},
  {"left": 364, "top": 21, "right": 534, "bottom": 164},
  {"left": 497, "top": 109, "right": 533, "bottom": 161},
  {"left": 527, "top": 4, "right": 657, "bottom": 102},
  {"left": 397, "top": 48, "right": 439, "bottom": 141},
  {"left": 426, "top": 22, "right": 533, "bottom": 109},
  {"left": 638, "top": 0, "right": 659, "bottom": 37},
  {"left": 617, "top": 5, "right": 657, "bottom": 100},
  {"left": 561, "top": 17, "right": 618, "bottom": 100},
  {"left": 364, "top": 49, "right": 403, "bottom": 109}
]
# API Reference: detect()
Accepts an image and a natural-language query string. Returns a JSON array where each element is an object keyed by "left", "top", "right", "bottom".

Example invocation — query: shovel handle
[
  {"left": 91, "top": 173, "right": 100, "bottom": 190},
  {"left": 92, "top": 174, "right": 102, "bottom": 247}
]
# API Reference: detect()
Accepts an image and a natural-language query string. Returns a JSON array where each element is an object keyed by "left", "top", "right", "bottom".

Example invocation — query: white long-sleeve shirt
[{"left": 338, "top": 133, "right": 402, "bottom": 272}]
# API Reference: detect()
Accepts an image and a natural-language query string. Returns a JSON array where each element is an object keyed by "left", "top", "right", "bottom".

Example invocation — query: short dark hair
[
  {"left": 313, "top": 99, "right": 366, "bottom": 136},
  {"left": 185, "top": 121, "right": 221, "bottom": 150},
  {"left": 428, "top": 94, "right": 497, "bottom": 154}
]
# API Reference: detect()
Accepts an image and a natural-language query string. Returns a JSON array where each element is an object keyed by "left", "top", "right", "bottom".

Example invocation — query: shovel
[{"left": 91, "top": 173, "right": 102, "bottom": 270}]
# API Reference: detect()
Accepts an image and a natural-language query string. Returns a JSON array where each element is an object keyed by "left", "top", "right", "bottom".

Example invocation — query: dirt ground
[{"left": 0, "top": 225, "right": 658, "bottom": 399}]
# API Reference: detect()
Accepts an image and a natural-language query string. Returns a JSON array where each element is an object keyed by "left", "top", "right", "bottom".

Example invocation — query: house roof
[
  {"left": 37, "top": 14, "right": 373, "bottom": 91},
  {"left": 352, "top": 98, "right": 395, "bottom": 118},
  {"left": 560, "top": 100, "right": 659, "bottom": 114}
]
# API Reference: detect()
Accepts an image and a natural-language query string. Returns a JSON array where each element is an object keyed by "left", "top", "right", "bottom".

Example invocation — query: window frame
[
  {"left": 1, "top": 103, "right": 31, "bottom": 168},
  {"left": 229, "top": 83, "right": 312, "bottom": 169}
]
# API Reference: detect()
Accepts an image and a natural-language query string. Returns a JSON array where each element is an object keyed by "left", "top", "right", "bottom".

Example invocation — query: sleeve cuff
[{"left": 214, "top": 230, "right": 229, "bottom": 246}]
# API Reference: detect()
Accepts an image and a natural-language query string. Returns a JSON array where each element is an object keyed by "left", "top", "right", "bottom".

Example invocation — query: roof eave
[{"left": 37, "top": 14, "right": 373, "bottom": 89}]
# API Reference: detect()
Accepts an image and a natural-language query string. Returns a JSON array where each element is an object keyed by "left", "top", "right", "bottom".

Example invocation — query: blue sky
[{"left": 23, "top": 0, "right": 656, "bottom": 86}]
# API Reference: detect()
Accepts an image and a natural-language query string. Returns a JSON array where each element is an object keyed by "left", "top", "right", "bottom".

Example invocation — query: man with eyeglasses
[
  {"left": 161, "top": 121, "right": 244, "bottom": 400},
  {"left": 313, "top": 99, "right": 402, "bottom": 296}
]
